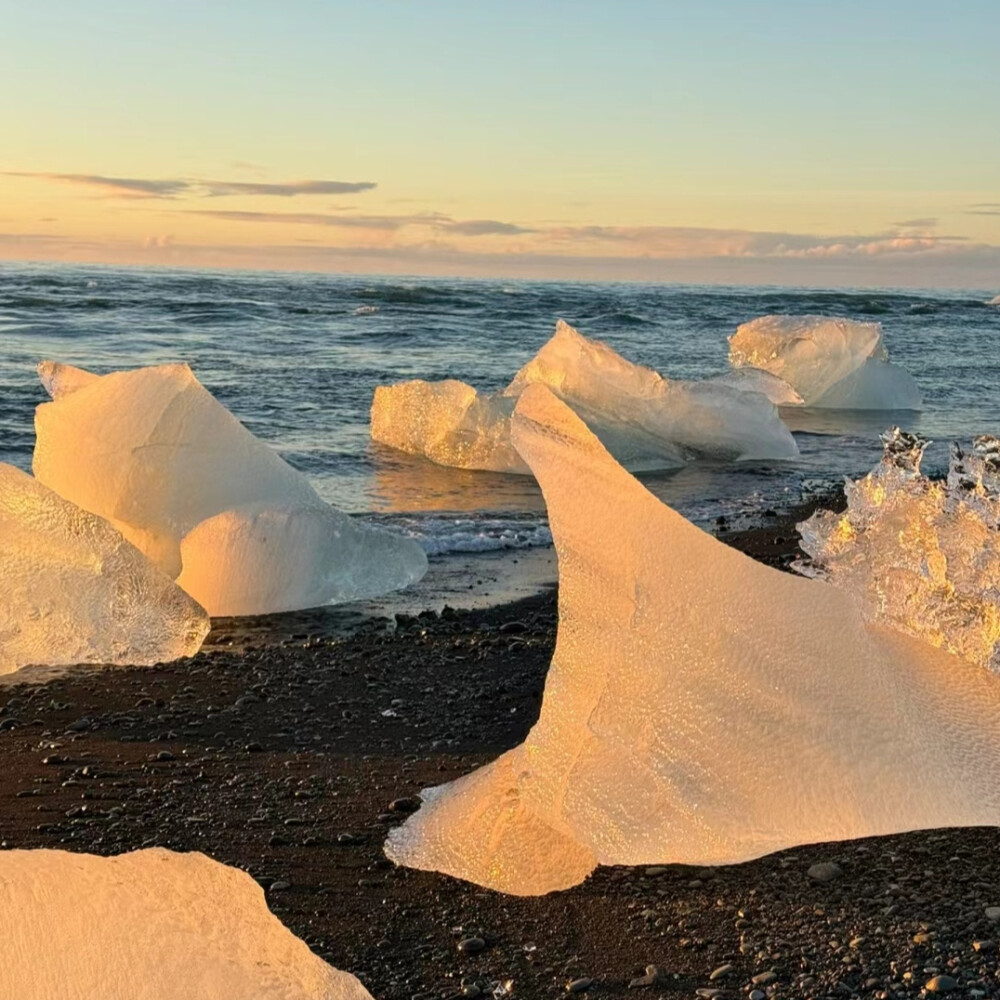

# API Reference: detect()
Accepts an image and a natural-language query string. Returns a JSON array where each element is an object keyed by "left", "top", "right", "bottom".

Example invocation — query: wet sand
[{"left": 3, "top": 498, "right": 1000, "bottom": 999}]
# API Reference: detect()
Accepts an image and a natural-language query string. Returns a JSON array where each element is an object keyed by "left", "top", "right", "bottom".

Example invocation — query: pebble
[
  {"left": 985, "top": 906, "right": 1000, "bottom": 922},
  {"left": 388, "top": 796, "right": 419, "bottom": 813},
  {"left": 457, "top": 936, "right": 485, "bottom": 954},
  {"left": 709, "top": 963, "right": 732, "bottom": 981},
  {"left": 565, "top": 978, "right": 592, "bottom": 993},
  {"left": 749, "top": 991, "right": 766, "bottom": 1000},
  {"left": 628, "top": 965, "right": 665, "bottom": 988},
  {"left": 268, "top": 880, "right": 290, "bottom": 892},
  {"left": 751, "top": 971, "right": 777, "bottom": 986},
  {"left": 925, "top": 975, "right": 958, "bottom": 993},
  {"left": 807, "top": 861, "right": 842, "bottom": 882}
]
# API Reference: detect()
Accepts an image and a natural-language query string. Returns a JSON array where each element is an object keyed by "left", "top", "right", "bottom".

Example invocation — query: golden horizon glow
[{"left": 2, "top": 3, "right": 998, "bottom": 287}]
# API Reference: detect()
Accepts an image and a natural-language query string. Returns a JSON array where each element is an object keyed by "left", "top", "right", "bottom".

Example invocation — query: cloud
[
  {"left": 893, "top": 217, "right": 938, "bottom": 229},
  {"left": 446, "top": 219, "right": 536, "bottom": 236},
  {"left": 3, "top": 229, "right": 999, "bottom": 289},
  {"left": 4, "top": 172, "right": 377, "bottom": 199},
  {"left": 190, "top": 209, "right": 447, "bottom": 230},
  {"left": 967, "top": 203, "right": 1000, "bottom": 216},
  {"left": 188, "top": 209, "right": 530, "bottom": 236}
]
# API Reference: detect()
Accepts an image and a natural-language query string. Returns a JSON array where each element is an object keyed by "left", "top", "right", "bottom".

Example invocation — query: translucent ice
[
  {"left": 0, "top": 463, "right": 209, "bottom": 675},
  {"left": 728, "top": 315, "right": 922, "bottom": 409},
  {"left": 371, "top": 320, "right": 798, "bottom": 473},
  {"left": 34, "top": 362, "right": 427, "bottom": 616},
  {"left": 797, "top": 429, "right": 1000, "bottom": 671},
  {"left": 0, "top": 848, "right": 374, "bottom": 1000},
  {"left": 386, "top": 386, "right": 1000, "bottom": 895},
  {"left": 371, "top": 378, "right": 526, "bottom": 473}
]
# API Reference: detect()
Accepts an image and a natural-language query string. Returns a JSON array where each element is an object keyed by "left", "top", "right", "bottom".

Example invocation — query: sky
[{"left": 1, "top": 0, "right": 998, "bottom": 287}]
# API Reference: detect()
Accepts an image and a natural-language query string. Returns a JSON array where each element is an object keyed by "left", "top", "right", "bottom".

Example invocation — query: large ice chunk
[
  {"left": 371, "top": 320, "right": 798, "bottom": 473},
  {"left": 0, "top": 848, "right": 374, "bottom": 1000},
  {"left": 34, "top": 362, "right": 427, "bottom": 616},
  {"left": 0, "top": 463, "right": 208, "bottom": 675},
  {"left": 728, "top": 315, "right": 922, "bottom": 409},
  {"left": 796, "top": 429, "right": 1000, "bottom": 671},
  {"left": 385, "top": 385, "right": 1000, "bottom": 895}
]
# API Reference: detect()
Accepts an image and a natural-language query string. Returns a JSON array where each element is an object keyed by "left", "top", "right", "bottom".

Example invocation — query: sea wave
[{"left": 362, "top": 513, "right": 553, "bottom": 555}]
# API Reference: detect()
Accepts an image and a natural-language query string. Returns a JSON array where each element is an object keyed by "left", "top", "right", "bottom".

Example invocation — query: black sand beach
[{"left": 3, "top": 501, "right": 1000, "bottom": 1000}]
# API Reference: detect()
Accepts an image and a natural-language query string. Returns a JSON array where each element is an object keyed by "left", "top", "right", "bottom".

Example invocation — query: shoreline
[{"left": 5, "top": 495, "right": 1000, "bottom": 999}]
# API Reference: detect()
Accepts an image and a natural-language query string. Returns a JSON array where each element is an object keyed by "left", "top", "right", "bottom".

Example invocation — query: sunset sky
[{"left": 2, "top": 0, "right": 998, "bottom": 287}]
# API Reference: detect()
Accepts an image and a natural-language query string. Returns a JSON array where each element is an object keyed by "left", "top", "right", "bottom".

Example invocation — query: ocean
[{"left": 1, "top": 261, "right": 998, "bottom": 568}]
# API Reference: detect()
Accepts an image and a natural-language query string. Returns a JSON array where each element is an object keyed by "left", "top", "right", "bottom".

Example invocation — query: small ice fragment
[
  {"left": 33, "top": 361, "right": 427, "bottom": 616},
  {"left": 386, "top": 386, "right": 1000, "bottom": 896},
  {"left": 0, "top": 463, "right": 208, "bottom": 675},
  {"left": 0, "top": 848, "right": 374, "bottom": 999},
  {"left": 728, "top": 315, "right": 922, "bottom": 409},
  {"left": 797, "top": 428, "right": 1000, "bottom": 670}
]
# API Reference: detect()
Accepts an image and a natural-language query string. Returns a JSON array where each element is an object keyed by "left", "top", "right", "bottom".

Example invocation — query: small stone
[
  {"left": 268, "top": 880, "right": 290, "bottom": 892},
  {"left": 807, "top": 861, "right": 842, "bottom": 882},
  {"left": 925, "top": 975, "right": 958, "bottom": 993},
  {"left": 752, "top": 971, "right": 777, "bottom": 986},
  {"left": 644, "top": 866, "right": 668, "bottom": 876},
  {"left": 628, "top": 965, "right": 666, "bottom": 988},
  {"left": 461, "top": 987, "right": 482, "bottom": 998},
  {"left": 985, "top": 906, "right": 1000, "bottom": 922},
  {"left": 709, "top": 964, "right": 733, "bottom": 981},
  {"left": 749, "top": 991, "right": 766, "bottom": 1000},
  {"left": 457, "top": 936, "right": 486, "bottom": 954},
  {"left": 695, "top": 991, "right": 724, "bottom": 999},
  {"left": 388, "top": 796, "right": 419, "bottom": 813},
  {"left": 972, "top": 939, "right": 994, "bottom": 952},
  {"left": 155, "top": 750, "right": 175, "bottom": 761},
  {"left": 566, "top": 978, "right": 593, "bottom": 994}
]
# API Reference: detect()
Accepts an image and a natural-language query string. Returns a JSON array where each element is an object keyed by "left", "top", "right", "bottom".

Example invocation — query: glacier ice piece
[
  {"left": 371, "top": 320, "right": 798, "bottom": 473},
  {"left": 797, "top": 429, "right": 1000, "bottom": 671},
  {"left": 177, "top": 501, "right": 430, "bottom": 617},
  {"left": 0, "top": 463, "right": 209, "bottom": 675},
  {"left": 728, "top": 315, "right": 922, "bottom": 409},
  {"left": 703, "top": 366, "right": 804, "bottom": 405},
  {"left": 33, "top": 361, "right": 427, "bottom": 617},
  {"left": 0, "top": 848, "right": 374, "bottom": 1000},
  {"left": 370, "top": 378, "right": 526, "bottom": 473},
  {"left": 385, "top": 385, "right": 1000, "bottom": 895}
]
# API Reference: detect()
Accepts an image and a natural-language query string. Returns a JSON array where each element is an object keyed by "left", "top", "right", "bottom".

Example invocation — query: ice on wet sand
[
  {"left": 371, "top": 320, "right": 798, "bottom": 473},
  {"left": 386, "top": 385, "right": 1000, "bottom": 895},
  {"left": 0, "top": 848, "right": 374, "bottom": 999},
  {"left": 797, "top": 429, "right": 1000, "bottom": 671},
  {"left": 728, "top": 315, "right": 922, "bottom": 409},
  {"left": 0, "top": 463, "right": 209, "bottom": 675},
  {"left": 33, "top": 361, "right": 427, "bottom": 616}
]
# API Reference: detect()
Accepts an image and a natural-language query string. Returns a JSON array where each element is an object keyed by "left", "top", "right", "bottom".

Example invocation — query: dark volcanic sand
[{"left": 3, "top": 501, "right": 1000, "bottom": 1000}]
